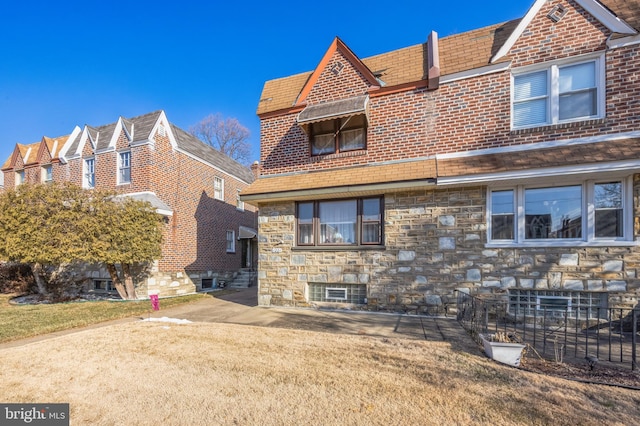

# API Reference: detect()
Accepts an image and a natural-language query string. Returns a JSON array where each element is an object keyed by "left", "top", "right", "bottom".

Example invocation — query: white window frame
[
  {"left": 118, "top": 151, "right": 131, "bottom": 185},
  {"left": 511, "top": 53, "right": 605, "bottom": 129},
  {"left": 15, "top": 170, "right": 24, "bottom": 186},
  {"left": 83, "top": 158, "right": 95, "bottom": 189},
  {"left": 236, "top": 189, "right": 244, "bottom": 211},
  {"left": 487, "top": 175, "right": 633, "bottom": 247},
  {"left": 41, "top": 165, "right": 53, "bottom": 183},
  {"left": 214, "top": 177, "right": 224, "bottom": 201},
  {"left": 226, "top": 230, "right": 236, "bottom": 253}
]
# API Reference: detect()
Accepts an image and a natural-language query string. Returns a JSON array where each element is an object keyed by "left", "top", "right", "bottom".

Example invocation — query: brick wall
[
  {"left": 258, "top": 1, "right": 640, "bottom": 177},
  {"left": 1, "top": 117, "right": 257, "bottom": 297}
]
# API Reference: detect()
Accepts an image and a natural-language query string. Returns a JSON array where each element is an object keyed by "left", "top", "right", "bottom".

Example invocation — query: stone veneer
[
  {"left": 257, "top": 183, "right": 640, "bottom": 311},
  {"left": 77, "top": 261, "right": 240, "bottom": 299}
]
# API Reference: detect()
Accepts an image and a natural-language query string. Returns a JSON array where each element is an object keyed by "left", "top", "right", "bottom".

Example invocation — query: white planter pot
[{"left": 480, "top": 333, "right": 526, "bottom": 367}]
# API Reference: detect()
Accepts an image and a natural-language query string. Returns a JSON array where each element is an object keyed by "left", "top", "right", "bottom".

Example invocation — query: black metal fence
[{"left": 456, "top": 291, "right": 639, "bottom": 371}]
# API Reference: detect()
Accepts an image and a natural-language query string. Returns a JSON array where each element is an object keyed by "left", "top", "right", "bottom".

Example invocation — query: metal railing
[{"left": 456, "top": 291, "right": 639, "bottom": 371}]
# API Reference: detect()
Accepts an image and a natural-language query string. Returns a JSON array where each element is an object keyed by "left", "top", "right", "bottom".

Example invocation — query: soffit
[{"left": 437, "top": 138, "right": 640, "bottom": 178}]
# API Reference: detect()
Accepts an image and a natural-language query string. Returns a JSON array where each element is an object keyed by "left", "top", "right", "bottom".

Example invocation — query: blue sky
[{"left": 0, "top": 0, "right": 530, "bottom": 166}]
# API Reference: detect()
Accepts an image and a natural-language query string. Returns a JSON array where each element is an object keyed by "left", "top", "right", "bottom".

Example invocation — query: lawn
[
  {"left": 1, "top": 320, "right": 639, "bottom": 425},
  {"left": 0, "top": 292, "right": 209, "bottom": 343}
]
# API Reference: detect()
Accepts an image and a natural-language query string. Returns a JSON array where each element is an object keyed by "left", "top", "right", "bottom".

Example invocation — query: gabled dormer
[
  {"left": 121, "top": 117, "right": 134, "bottom": 142},
  {"left": 37, "top": 136, "right": 61, "bottom": 183},
  {"left": 492, "top": 0, "right": 636, "bottom": 64},
  {"left": 293, "top": 38, "right": 379, "bottom": 158},
  {"left": 57, "top": 126, "right": 82, "bottom": 162},
  {"left": 294, "top": 37, "right": 381, "bottom": 107},
  {"left": 489, "top": 0, "right": 638, "bottom": 131},
  {"left": 2, "top": 142, "right": 38, "bottom": 186}
]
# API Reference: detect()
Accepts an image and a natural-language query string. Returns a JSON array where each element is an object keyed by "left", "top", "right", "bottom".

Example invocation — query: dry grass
[
  {"left": 0, "top": 293, "right": 208, "bottom": 343},
  {"left": 1, "top": 320, "right": 639, "bottom": 425}
]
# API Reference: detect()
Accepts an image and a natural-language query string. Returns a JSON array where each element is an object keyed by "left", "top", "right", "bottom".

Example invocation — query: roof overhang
[
  {"left": 297, "top": 95, "right": 369, "bottom": 127},
  {"left": 437, "top": 159, "right": 640, "bottom": 187},
  {"left": 240, "top": 179, "right": 436, "bottom": 204},
  {"left": 238, "top": 226, "right": 257, "bottom": 240},
  {"left": 116, "top": 191, "right": 173, "bottom": 216}
]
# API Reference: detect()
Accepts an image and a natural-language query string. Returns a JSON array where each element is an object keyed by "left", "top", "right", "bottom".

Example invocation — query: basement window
[
  {"left": 508, "top": 289, "right": 608, "bottom": 319},
  {"left": 93, "top": 279, "right": 115, "bottom": 292},
  {"left": 309, "top": 283, "right": 367, "bottom": 304}
]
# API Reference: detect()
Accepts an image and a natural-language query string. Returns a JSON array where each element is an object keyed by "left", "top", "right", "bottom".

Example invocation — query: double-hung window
[
  {"left": 84, "top": 158, "right": 95, "bottom": 189},
  {"left": 310, "top": 115, "right": 366, "bottom": 156},
  {"left": 214, "top": 177, "right": 224, "bottom": 201},
  {"left": 118, "top": 151, "right": 131, "bottom": 184},
  {"left": 226, "top": 230, "right": 235, "bottom": 253},
  {"left": 296, "top": 197, "right": 383, "bottom": 246},
  {"left": 41, "top": 165, "right": 53, "bottom": 183},
  {"left": 489, "top": 178, "right": 630, "bottom": 245},
  {"left": 236, "top": 189, "right": 244, "bottom": 211},
  {"left": 512, "top": 56, "right": 602, "bottom": 128},
  {"left": 15, "top": 170, "right": 24, "bottom": 186}
]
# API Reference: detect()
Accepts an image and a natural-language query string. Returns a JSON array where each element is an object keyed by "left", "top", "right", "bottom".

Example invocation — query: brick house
[
  {"left": 241, "top": 0, "right": 640, "bottom": 314},
  {"left": 2, "top": 110, "right": 258, "bottom": 297}
]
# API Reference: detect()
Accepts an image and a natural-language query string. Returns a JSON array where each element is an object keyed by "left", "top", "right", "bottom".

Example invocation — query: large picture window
[
  {"left": 297, "top": 197, "right": 382, "bottom": 246},
  {"left": 512, "top": 57, "right": 601, "bottom": 128},
  {"left": 310, "top": 115, "right": 366, "bottom": 156},
  {"left": 489, "top": 178, "right": 630, "bottom": 245}
]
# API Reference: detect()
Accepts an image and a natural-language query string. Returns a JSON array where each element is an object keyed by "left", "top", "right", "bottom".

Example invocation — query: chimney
[
  {"left": 250, "top": 160, "right": 261, "bottom": 180},
  {"left": 427, "top": 31, "right": 440, "bottom": 90}
]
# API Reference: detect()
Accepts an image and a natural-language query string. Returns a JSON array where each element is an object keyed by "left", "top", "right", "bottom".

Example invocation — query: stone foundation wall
[
  {"left": 257, "top": 185, "right": 640, "bottom": 311},
  {"left": 75, "top": 262, "right": 238, "bottom": 299}
]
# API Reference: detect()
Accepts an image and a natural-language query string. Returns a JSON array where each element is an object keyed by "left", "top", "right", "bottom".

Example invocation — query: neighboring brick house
[
  {"left": 241, "top": 0, "right": 640, "bottom": 314},
  {"left": 2, "top": 110, "right": 258, "bottom": 297}
]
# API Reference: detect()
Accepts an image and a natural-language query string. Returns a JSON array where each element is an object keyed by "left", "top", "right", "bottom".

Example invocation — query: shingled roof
[
  {"left": 170, "top": 124, "right": 255, "bottom": 184},
  {"left": 599, "top": 0, "right": 640, "bottom": 33},
  {"left": 241, "top": 158, "right": 436, "bottom": 201},
  {"left": 257, "top": 0, "right": 640, "bottom": 116},
  {"left": 242, "top": 138, "right": 640, "bottom": 200},
  {"left": 256, "top": 20, "right": 521, "bottom": 116}
]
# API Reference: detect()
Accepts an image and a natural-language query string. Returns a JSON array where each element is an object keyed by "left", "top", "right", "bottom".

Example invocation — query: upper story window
[
  {"left": 15, "top": 170, "right": 24, "bottom": 186},
  {"left": 296, "top": 197, "right": 383, "bottom": 247},
  {"left": 118, "top": 151, "right": 131, "bottom": 185},
  {"left": 41, "top": 165, "right": 53, "bottom": 183},
  {"left": 310, "top": 115, "right": 366, "bottom": 156},
  {"left": 236, "top": 189, "right": 244, "bottom": 211},
  {"left": 512, "top": 56, "right": 603, "bottom": 129},
  {"left": 214, "top": 177, "right": 224, "bottom": 201},
  {"left": 488, "top": 177, "right": 631, "bottom": 246},
  {"left": 84, "top": 158, "right": 95, "bottom": 189}
]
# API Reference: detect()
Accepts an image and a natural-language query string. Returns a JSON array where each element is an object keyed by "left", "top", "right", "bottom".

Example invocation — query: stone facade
[{"left": 257, "top": 183, "right": 640, "bottom": 310}]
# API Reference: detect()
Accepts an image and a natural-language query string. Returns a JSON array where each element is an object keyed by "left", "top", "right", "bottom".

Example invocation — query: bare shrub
[{"left": 0, "top": 262, "right": 35, "bottom": 294}]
